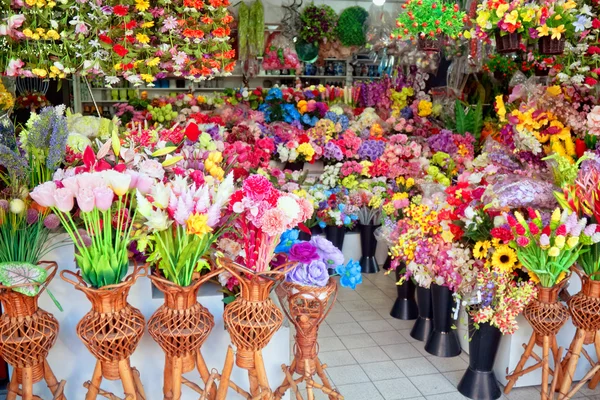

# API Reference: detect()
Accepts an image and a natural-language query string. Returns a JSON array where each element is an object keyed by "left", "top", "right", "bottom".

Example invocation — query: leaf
[
  {"left": 223, "top": 295, "right": 236, "bottom": 305},
  {"left": 0, "top": 262, "right": 48, "bottom": 297},
  {"left": 472, "top": 101, "right": 484, "bottom": 141},
  {"left": 162, "top": 155, "right": 184, "bottom": 167},
  {"left": 152, "top": 146, "right": 178, "bottom": 157},
  {"left": 455, "top": 100, "right": 468, "bottom": 135}
]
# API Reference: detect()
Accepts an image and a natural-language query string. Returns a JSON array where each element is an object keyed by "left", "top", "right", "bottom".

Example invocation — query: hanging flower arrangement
[
  {"left": 299, "top": 3, "right": 338, "bottom": 44},
  {"left": 393, "top": 0, "right": 467, "bottom": 42},
  {"left": 336, "top": 6, "right": 369, "bottom": 47}
]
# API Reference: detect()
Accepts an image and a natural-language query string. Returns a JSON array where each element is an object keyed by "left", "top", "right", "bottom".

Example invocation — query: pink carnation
[
  {"left": 297, "top": 197, "right": 314, "bottom": 221},
  {"left": 243, "top": 175, "right": 273, "bottom": 201},
  {"left": 260, "top": 208, "right": 288, "bottom": 236},
  {"left": 516, "top": 236, "right": 530, "bottom": 247}
]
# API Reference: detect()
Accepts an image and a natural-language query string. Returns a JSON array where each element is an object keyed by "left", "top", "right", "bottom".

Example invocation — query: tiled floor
[{"left": 303, "top": 270, "right": 597, "bottom": 400}]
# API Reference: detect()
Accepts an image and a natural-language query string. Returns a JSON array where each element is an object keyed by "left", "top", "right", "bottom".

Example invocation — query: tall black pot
[
  {"left": 457, "top": 320, "right": 502, "bottom": 400},
  {"left": 298, "top": 226, "right": 321, "bottom": 241},
  {"left": 284, "top": 161, "right": 304, "bottom": 171},
  {"left": 298, "top": 230, "right": 311, "bottom": 241},
  {"left": 410, "top": 286, "right": 434, "bottom": 341},
  {"left": 359, "top": 223, "right": 380, "bottom": 274},
  {"left": 424, "top": 284, "right": 461, "bottom": 357},
  {"left": 383, "top": 254, "right": 392, "bottom": 270},
  {"left": 390, "top": 265, "right": 418, "bottom": 320},
  {"left": 325, "top": 225, "right": 345, "bottom": 251}
]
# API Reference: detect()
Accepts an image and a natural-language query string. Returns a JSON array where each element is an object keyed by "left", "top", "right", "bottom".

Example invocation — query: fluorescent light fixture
[{"left": 373, "top": 0, "right": 386, "bottom": 5}]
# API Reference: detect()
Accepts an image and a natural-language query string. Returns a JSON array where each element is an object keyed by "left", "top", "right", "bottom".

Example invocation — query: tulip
[
  {"left": 53, "top": 188, "right": 75, "bottom": 213},
  {"left": 93, "top": 186, "right": 114, "bottom": 212},
  {"left": 77, "top": 187, "right": 96, "bottom": 213},
  {"left": 104, "top": 170, "right": 132, "bottom": 197},
  {"left": 30, "top": 181, "right": 58, "bottom": 208}
]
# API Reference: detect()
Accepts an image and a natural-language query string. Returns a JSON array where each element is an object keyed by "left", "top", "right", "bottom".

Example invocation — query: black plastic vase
[
  {"left": 383, "top": 254, "right": 392, "bottom": 270},
  {"left": 284, "top": 161, "right": 304, "bottom": 171},
  {"left": 410, "top": 286, "right": 434, "bottom": 341},
  {"left": 425, "top": 284, "right": 461, "bottom": 357},
  {"left": 325, "top": 225, "right": 345, "bottom": 251},
  {"left": 390, "top": 266, "right": 418, "bottom": 320},
  {"left": 359, "top": 223, "right": 380, "bottom": 274},
  {"left": 457, "top": 320, "right": 502, "bottom": 400}
]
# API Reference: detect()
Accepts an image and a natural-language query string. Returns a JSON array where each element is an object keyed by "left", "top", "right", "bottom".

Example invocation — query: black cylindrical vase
[
  {"left": 383, "top": 254, "right": 392, "bottom": 270},
  {"left": 425, "top": 284, "right": 461, "bottom": 357},
  {"left": 457, "top": 320, "right": 502, "bottom": 400},
  {"left": 390, "top": 266, "right": 418, "bottom": 320},
  {"left": 325, "top": 225, "right": 346, "bottom": 251},
  {"left": 410, "top": 286, "right": 434, "bottom": 341},
  {"left": 298, "top": 230, "right": 311, "bottom": 241},
  {"left": 284, "top": 161, "right": 304, "bottom": 171},
  {"left": 359, "top": 223, "right": 380, "bottom": 274}
]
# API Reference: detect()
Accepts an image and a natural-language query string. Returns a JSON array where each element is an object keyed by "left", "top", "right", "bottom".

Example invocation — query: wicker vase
[
  {"left": 524, "top": 284, "right": 569, "bottom": 345},
  {"left": 276, "top": 279, "right": 337, "bottom": 376},
  {"left": 538, "top": 36, "right": 565, "bottom": 55},
  {"left": 495, "top": 32, "right": 521, "bottom": 53},
  {"left": 568, "top": 274, "right": 600, "bottom": 334},
  {"left": 148, "top": 275, "right": 214, "bottom": 370},
  {"left": 61, "top": 265, "right": 146, "bottom": 381},
  {"left": 0, "top": 261, "right": 65, "bottom": 398}
]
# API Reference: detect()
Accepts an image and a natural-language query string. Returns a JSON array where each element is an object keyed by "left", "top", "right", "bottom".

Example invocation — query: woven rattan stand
[
  {"left": 274, "top": 278, "right": 343, "bottom": 400},
  {"left": 505, "top": 283, "right": 569, "bottom": 400},
  {"left": 214, "top": 259, "right": 288, "bottom": 400},
  {"left": 558, "top": 269, "right": 600, "bottom": 399},
  {"left": 60, "top": 264, "right": 147, "bottom": 400},
  {"left": 148, "top": 270, "right": 222, "bottom": 400},
  {"left": 0, "top": 261, "right": 66, "bottom": 400}
]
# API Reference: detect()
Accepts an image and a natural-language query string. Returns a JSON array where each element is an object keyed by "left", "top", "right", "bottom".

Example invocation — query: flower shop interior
[{"left": 3, "top": 0, "right": 600, "bottom": 398}]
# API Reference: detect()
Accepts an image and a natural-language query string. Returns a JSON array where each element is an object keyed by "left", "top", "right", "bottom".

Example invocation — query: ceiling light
[{"left": 373, "top": 0, "right": 386, "bottom": 5}]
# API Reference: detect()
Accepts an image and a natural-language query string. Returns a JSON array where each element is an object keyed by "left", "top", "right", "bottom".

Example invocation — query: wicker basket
[
  {"left": 495, "top": 32, "right": 521, "bottom": 54},
  {"left": 148, "top": 272, "right": 217, "bottom": 374},
  {"left": 568, "top": 270, "right": 600, "bottom": 338},
  {"left": 538, "top": 36, "right": 565, "bottom": 55},
  {"left": 0, "top": 261, "right": 59, "bottom": 384},
  {"left": 61, "top": 264, "right": 147, "bottom": 380},
  {"left": 276, "top": 279, "right": 337, "bottom": 375},
  {"left": 523, "top": 283, "right": 569, "bottom": 345},
  {"left": 417, "top": 35, "right": 444, "bottom": 52}
]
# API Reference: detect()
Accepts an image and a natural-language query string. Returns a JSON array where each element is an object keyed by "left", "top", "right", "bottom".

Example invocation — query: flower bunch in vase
[
  {"left": 316, "top": 187, "right": 359, "bottom": 230},
  {"left": 535, "top": 0, "right": 577, "bottom": 55}
]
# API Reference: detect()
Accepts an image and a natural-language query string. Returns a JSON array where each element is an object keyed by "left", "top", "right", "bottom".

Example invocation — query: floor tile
[
  {"left": 373, "top": 378, "right": 422, "bottom": 399},
  {"left": 442, "top": 370, "right": 466, "bottom": 387},
  {"left": 325, "top": 310, "right": 355, "bottom": 324},
  {"left": 425, "top": 393, "right": 470, "bottom": 400},
  {"left": 394, "top": 357, "right": 438, "bottom": 377},
  {"left": 349, "top": 346, "right": 391, "bottom": 363},
  {"left": 352, "top": 310, "right": 386, "bottom": 322},
  {"left": 336, "top": 291, "right": 363, "bottom": 302},
  {"left": 361, "top": 360, "right": 405, "bottom": 382},
  {"left": 387, "top": 318, "right": 418, "bottom": 330},
  {"left": 411, "top": 341, "right": 435, "bottom": 357},
  {"left": 325, "top": 364, "right": 370, "bottom": 386},
  {"left": 359, "top": 319, "right": 396, "bottom": 333},
  {"left": 318, "top": 350, "right": 356, "bottom": 367},
  {"left": 504, "top": 386, "right": 540, "bottom": 400},
  {"left": 427, "top": 355, "right": 469, "bottom": 372},
  {"left": 339, "top": 333, "right": 377, "bottom": 349},
  {"left": 381, "top": 343, "right": 422, "bottom": 360},
  {"left": 328, "top": 321, "right": 366, "bottom": 336},
  {"left": 370, "top": 330, "right": 407, "bottom": 346},
  {"left": 319, "top": 324, "right": 335, "bottom": 338},
  {"left": 317, "top": 336, "right": 346, "bottom": 352},
  {"left": 339, "top": 300, "right": 375, "bottom": 312},
  {"left": 408, "top": 373, "right": 456, "bottom": 396},
  {"left": 398, "top": 328, "right": 420, "bottom": 343},
  {"left": 336, "top": 382, "right": 384, "bottom": 400}
]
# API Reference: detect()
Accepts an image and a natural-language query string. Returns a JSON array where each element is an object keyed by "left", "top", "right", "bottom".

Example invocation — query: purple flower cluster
[
  {"left": 323, "top": 141, "right": 343, "bottom": 161},
  {"left": 357, "top": 140, "right": 386, "bottom": 161},
  {"left": 285, "top": 237, "right": 344, "bottom": 287},
  {"left": 286, "top": 260, "right": 329, "bottom": 287},
  {"left": 427, "top": 129, "right": 457, "bottom": 154}
]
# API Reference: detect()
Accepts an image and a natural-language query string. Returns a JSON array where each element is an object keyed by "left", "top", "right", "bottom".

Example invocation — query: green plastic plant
[
  {"left": 0, "top": 262, "right": 48, "bottom": 297},
  {"left": 336, "top": 6, "right": 369, "bottom": 47},
  {"left": 299, "top": 3, "right": 338, "bottom": 44},
  {"left": 393, "top": 0, "right": 467, "bottom": 40}
]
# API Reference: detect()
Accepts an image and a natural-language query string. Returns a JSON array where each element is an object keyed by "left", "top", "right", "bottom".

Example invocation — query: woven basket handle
[
  {"left": 217, "top": 257, "right": 295, "bottom": 283},
  {"left": 36, "top": 261, "right": 58, "bottom": 295},
  {"left": 129, "top": 261, "right": 148, "bottom": 284},
  {"left": 60, "top": 269, "right": 86, "bottom": 288}
]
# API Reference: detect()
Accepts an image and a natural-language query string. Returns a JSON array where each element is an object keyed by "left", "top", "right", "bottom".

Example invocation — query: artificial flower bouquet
[
  {"left": 535, "top": 0, "right": 578, "bottom": 53},
  {"left": 315, "top": 187, "right": 359, "bottom": 229},
  {"left": 499, "top": 208, "right": 600, "bottom": 287},
  {"left": 136, "top": 173, "right": 235, "bottom": 287},
  {"left": 258, "top": 88, "right": 301, "bottom": 124},
  {"left": 474, "top": 0, "right": 538, "bottom": 43}
]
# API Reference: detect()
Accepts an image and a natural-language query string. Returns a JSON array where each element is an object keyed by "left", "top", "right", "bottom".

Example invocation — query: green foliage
[
  {"left": 454, "top": 100, "right": 483, "bottom": 140},
  {"left": 0, "top": 262, "right": 47, "bottom": 297},
  {"left": 238, "top": 2, "right": 249, "bottom": 60},
  {"left": 249, "top": 0, "right": 265, "bottom": 57},
  {"left": 299, "top": 3, "right": 338, "bottom": 44},
  {"left": 393, "top": 0, "right": 466, "bottom": 39},
  {"left": 336, "top": 6, "right": 369, "bottom": 47}
]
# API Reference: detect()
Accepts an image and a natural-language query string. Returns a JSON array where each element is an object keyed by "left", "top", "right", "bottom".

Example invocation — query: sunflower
[
  {"left": 491, "top": 245, "right": 518, "bottom": 272},
  {"left": 473, "top": 241, "right": 491, "bottom": 259},
  {"left": 528, "top": 270, "right": 540, "bottom": 284}
]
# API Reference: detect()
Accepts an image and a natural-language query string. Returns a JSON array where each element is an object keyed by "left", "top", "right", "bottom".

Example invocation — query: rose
[
  {"left": 288, "top": 242, "right": 320, "bottom": 264},
  {"left": 286, "top": 264, "right": 310, "bottom": 285},
  {"left": 587, "top": 106, "right": 600, "bottom": 133},
  {"left": 139, "top": 159, "right": 165, "bottom": 180},
  {"left": 306, "top": 260, "right": 329, "bottom": 287},
  {"left": 310, "top": 236, "right": 344, "bottom": 267}
]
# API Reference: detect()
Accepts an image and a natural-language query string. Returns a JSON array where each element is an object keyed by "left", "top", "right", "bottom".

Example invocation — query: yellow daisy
[
  {"left": 473, "top": 241, "right": 491, "bottom": 259},
  {"left": 491, "top": 245, "right": 518, "bottom": 272}
]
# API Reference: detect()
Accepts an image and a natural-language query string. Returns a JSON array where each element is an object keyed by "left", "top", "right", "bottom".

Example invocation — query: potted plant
[
  {"left": 458, "top": 242, "right": 537, "bottom": 400},
  {"left": 393, "top": 0, "right": 467, "bottom": 52},
  {"left": 138, "top": 172, "right": 235, "bottom": 399},
  {"left": 535, "top": 0, "right": 577, "bottom": 55},
  {"left": 32, "top": 165, "right": 147, "bottom": 399},
  {"left": 474, "top": 0, "right": 538, "bottom": 53}
]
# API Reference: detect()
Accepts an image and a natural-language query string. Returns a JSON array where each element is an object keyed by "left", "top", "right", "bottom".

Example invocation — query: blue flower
[
  {"left": 400, "top": 106, "right": 413, "bottom": 120},
  {"left": 343, "top": 215, "right": 351, "bottom": 225},
  {"left": 275, "top": 229, "right": 300, "bottom": 254},
  {"left": 336, "top": 259, "right": 363, "bottom": 290},
  {"left": 574, "top": 15, "right": 591, "bottom": 32},
  {"left": 265, "top": 88, "right": 283, "bottom": 101},
  {"left": 319, "top": 221, "right": 327, "bottom": 229},
  {"left": 338, "top": 203, "right": 346, "bottom": 212}
]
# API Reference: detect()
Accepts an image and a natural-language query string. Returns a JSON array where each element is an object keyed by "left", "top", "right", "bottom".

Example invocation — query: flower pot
[
  {"left": 523, "top": 284, "right": 569, "bottom": 345},
  {"left": 324, "top": 225, "right": 345, "bottom": 252},
  {"left": 495, "top": 32, "right": 521, "bottom": 54},
  {"left": 359, "top": 223, "right": 380, "bottom": 274},
  {"left": 61, "top": 265, "right": 146, "bottom": 381},
  {"left": 425, "top": 284, "right": 461, "bottom": 357},
  {"left": 457, "top": 319, "right": 502, "bottom": 400},
  {"left": 383, "top": 254, "right": 392, "bottom": 271},
  {"left": 284, "top": 161, "right": 304, "bottom": 171},
  {"left": 0, "top": 262, "right": 63, "bottom": 394},
  {"left": 276, "top": 279, "right": 337, "bottom": 376},
  {"left": 538, "top": 36, "right": 565, "bottom": 55},
  {"left": 411, "top": 286, "right": 434, "bottom": 341},
  {"left": 390, "top": 265, "right": 418, "bottom": 320},
  {"left": 417, "top": 35, "right": 444, "bottom": 52}
]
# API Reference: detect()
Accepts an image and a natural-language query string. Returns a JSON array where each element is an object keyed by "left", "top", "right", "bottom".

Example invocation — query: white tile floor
[{"left": 304, "top": 270, "right": 599, "bottom": 400}]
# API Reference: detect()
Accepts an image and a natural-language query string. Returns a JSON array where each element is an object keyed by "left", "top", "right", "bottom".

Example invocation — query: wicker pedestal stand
[
  {"left": 148, "top": 271, "right": 222, "bottom": 400},
  {"left": 273, "top": 279, "right": 343, "bottom": 400},
  {"left": 216, "top": 260, "right": 287, "bottom": 400},
  {"left": 0, "top": 261, "right": 66, "bottom": 400},
  {"left": 558, "top": 270, "right": 600, "bottom": 399},
  {"left": 61, "top": 264, "right": 147, "bottom": 400},
  {"left": 504, "top": 285, "right": 569, "bottom": 400}
]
